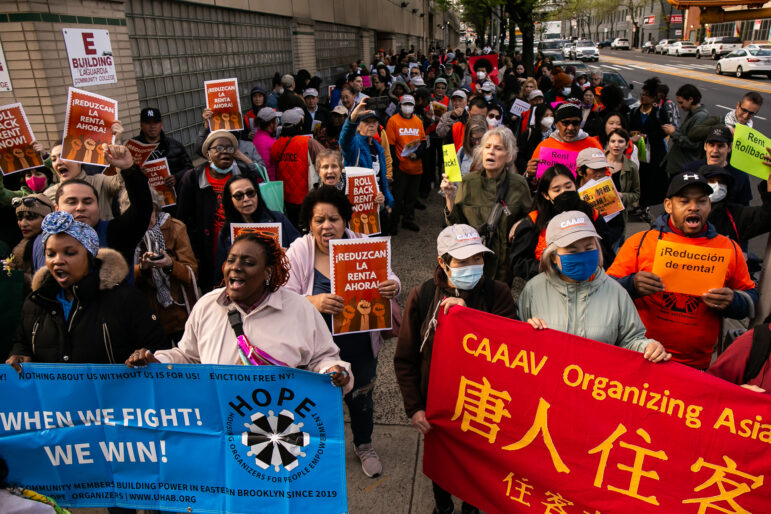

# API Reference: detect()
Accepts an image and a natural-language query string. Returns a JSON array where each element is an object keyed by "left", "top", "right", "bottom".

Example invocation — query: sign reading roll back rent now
[
  {"left": 0, "top": 363, "right": 347, "bottom": 513},
  {"left": 425, "top": 307, "right": 771, "bottom": 513}
]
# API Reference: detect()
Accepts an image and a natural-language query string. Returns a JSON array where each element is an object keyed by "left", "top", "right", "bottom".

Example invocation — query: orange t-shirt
[{"left": 386, "top": 113, "right": 426, "bottom": 175}]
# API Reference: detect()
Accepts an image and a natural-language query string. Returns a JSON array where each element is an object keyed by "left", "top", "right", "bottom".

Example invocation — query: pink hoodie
[{"left": 252, "top": 129, "right": 277, "bottom": 180}]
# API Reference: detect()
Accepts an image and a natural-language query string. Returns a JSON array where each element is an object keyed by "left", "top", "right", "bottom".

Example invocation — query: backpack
[{"left": 744, "top": 323, "right": 771, "bottom": 383}]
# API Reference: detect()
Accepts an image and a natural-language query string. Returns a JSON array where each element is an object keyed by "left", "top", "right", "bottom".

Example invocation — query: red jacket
[{"left": 708, "top": 325, "right": 771, "bottom": 392}]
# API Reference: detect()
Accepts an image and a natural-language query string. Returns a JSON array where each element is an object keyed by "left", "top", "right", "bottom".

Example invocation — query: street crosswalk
[{"left": 597, "top": 62, "right": 716, "bottom": 72}]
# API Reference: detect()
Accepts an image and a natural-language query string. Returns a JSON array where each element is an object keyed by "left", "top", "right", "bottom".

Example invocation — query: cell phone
[
  {"left": 365, "top": 96, "right": 390, "bottom": 111},
  {"left": 149, "top": 253, "right": 165, "bottom": 261}
]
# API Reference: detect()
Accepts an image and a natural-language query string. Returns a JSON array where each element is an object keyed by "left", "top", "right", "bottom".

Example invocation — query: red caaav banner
[{"left": 425, "top": 307, "right": 771, "bottom": 513}]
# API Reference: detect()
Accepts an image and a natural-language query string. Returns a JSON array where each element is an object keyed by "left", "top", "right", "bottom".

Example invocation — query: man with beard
[{"left": 608, "top": 172, "right": 757, "bottom": 370}]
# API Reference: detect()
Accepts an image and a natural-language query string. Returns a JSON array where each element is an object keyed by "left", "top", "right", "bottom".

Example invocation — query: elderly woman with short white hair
[
  {"left": 518, "top": 210, "right": 670, "bottom": 362},
  {"left": 440, "top": 126, "right": 532, "bottom": 281}
]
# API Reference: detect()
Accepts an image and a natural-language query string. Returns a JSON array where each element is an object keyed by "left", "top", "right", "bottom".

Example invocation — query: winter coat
[
  {"left": 518, "top": 267, "right": 653, "bottom": 352},
  {"left": 134, "top": 131, "right": 194, "bottom": 187},
  {"left": 613, "top": 156, "right": 641, "bottom": 222},
  {"left": 662, "top": 105, "right": 710, "bottom": 176},
  {"left": 708, "top": 183, "right": 771, "bottom": 244},
  {"left": 339, "top": 119, "right": 395, "bottom": 208},
  {"left": 10, "top": 248, "right": 167, "bottom": 363}
]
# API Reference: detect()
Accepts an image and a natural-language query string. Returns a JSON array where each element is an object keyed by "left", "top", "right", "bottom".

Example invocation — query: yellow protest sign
[
  {"left": 578, "top": 176, "right": 624, "bottom": 221},
  {"left": 651, "top": 240, "right": 731, "bottom": 296},
  {"left": 730, "top": 123, "right": 771, "bottom": 180},
  {"left": 443, "top": 143, "right": 462, "bottom": 182}
]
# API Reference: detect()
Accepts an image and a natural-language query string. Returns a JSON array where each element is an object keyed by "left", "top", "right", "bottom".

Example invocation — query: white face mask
[
  {"left": 484, "top": 94, "right": 493, "bottom": 102},
  {"left": 487, "top": 116, "right": 501, "bottom": 128},
  {"left": 476, "top": 70, "right": 486, "bottom": 80},
  {"left": 562, "top": 87, "right": 572, "bottom": 97},
  {"left": 709, "top": 182, "right": 728, "bottom": 203},
  {"left": 401, "top": 105, "right": 414, "bottom": 116},
  {"left": 540, "top": 117, "right": 554, "bottom": 130}
]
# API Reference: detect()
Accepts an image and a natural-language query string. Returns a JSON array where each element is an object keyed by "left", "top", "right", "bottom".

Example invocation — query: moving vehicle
[
  {"left": 716, "top": 48, "right": 771, "bottom": 78},
  {"left": 538, "top": 39, "right": 570, "bottom": 60},
  {"left": 655, "top": 39, "right": 677, "bottom": 54},
  {"left": 667, "top": 41, "right": 698, "bottom": 56},
  {"left": 697, "top": 36, "right": 742, "bottom": 60},
  {"left": 642, "top": 41, "right": 655, "bottom": 54},
  {"left": 597, "top": 40, "right": 613, "bottom": 48},
  {"left": 571, "top": 40, "right": 600, "bottom": 61},
  {"left": 611, "top": 38, "right": 630, "bottom": 50}
]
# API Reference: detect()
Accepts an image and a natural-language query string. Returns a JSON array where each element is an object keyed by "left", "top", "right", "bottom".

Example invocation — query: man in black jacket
[{"left": 133, "top": 107, "right": 194, "bottom": 192}]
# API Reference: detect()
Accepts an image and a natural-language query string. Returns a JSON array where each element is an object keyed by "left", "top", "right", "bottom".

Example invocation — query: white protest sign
[
  {"left": 0, "top": 42, "right": 11, "bottom": 92},
  {"left": 509, "top": 98, "right": 530, "bottom": 117}
]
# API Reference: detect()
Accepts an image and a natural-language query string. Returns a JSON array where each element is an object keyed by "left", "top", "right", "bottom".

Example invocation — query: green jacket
[
  {"left": 0, "top": 175, "right": 32, "bottom": 207},
  {"left": 446, "top": 168, "right": 531, "bottom": 281},
  {"left": 616, "top": 156, "right": 640, "bottom": 223},
  {"left": 663, "top": 105, "right": 710, "bottom": 176},
  {"left": 518, "top": 267, "right": 652, "bottom": 352}
]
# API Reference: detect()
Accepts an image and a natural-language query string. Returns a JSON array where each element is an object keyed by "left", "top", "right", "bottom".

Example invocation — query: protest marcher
[
  {"left": 700, "top": 164, "right": 771, "bottom": 245},
  {"left": 519, "top": 211, "right": 671, "bottom": 362},
  {"left": 435, "top": 89, "right": 468, "bottom": 146},
  {"left": 177, "top": 130, "right": 249, "bottom": 292},
  {"left": 125, "top": 233, "right": 352, "bottom": 392},
  {"left": 707, "top": 322, "right": 771, "bottom": 392},
  {"left": 6, "top": 211, "right": 166, "bottom": 367},
  {"left": 515, "top": 104, "right": 553, "bottom": 179},
  {"left": 270, "top": 107, "right": 326, "bottom": 227},
  {"left": 8, "top": 195, "right": 54, "bottom": 292},
  {"left": 265, "top": 73, "right": 282, "bottom": 109},
  {"left": 386, "top": 94, "right": 427, "bottom": 233},
  {"left": 54, "top": 145, "right": 153, "bottom": 285},
  {"left": 629, "top": 78, "right": 669, "bottom": 208},
  {"left": 366, "top": 74, "right": 389, "bottom": 98},
  {"left": 605, "top": 128, "right": 641, "bottom": 227},
  {"left": 457, "top": 115, "right": 488, "bottom": 176},
  {"left": 393, "top": 224, "right": 516, "bottom": 514},
  {"left": 508, "top": 164, "right": 613, "bottom": 282},
  {"left": 252, "top": 107, "right": 280, "bottom": 180},
  {"left": 580, "top": 88, "right": 600, "bottom": 129},
  {"left": 314, "top": 150, "right": 346, "bottom": 191},
  {"left": 339, "top": 86, "right": 357, "bottom": 116},
  {"left": 724, "top": 91, "right": 762, "bottom": 131},
  {"left": 656, "top": 82, "right": 680, "bottom": 127},
  {"left": 607, "top": 172, "right": 757, "bottom": 369},
  {"left": 214, "top": 171, "right": 300, "bottom": 286},
  {"left": 486, "top": 103, "right": 505, "bottom": 131},
  {"left": 45, "top": 140, "right": 125, "bottom": 222},
  {"left": 317, "top": 105, "right": 348, "bottom": 151},
  {"left": 242, "top": 85, "right": 266, "bottom": 137},
  {"left": 304, "top": 88, "right": 328, "bottom": 128},
  {"left": 525, "top": 102, "right": 604, "bottom": 178},
  {"left": 574, "top": 147, "right": 625, "bottom": 252},
  {"left": 439, "top": 95, "right": 488, "bottom": 152},
  {"left": 0, "top": 144, "right": 49, "bottom": 206},
  {"left": 515, "top": 88, "right": 546, "bottom": 135},
  {"left": 133, "top": 108, "right": 193, "bottom": 190},
  {"left": 543, "top": 72, "right": 574, "bottom": 105},
  {"left": 277, "top": 74, "right": 306, "bottom": 112},
  {"left": 196, "top": 110, "right": 266, "bottom": 176},
  {"left": 683, "top": 126, "right": 752, "bottom": 206},
  {"left": 662, "top": 84, "right": 711, "bottom": 177},
  {"left": 131, "top": 189, "right": 199, "bottom": 342},
  {"left": 537, "top": 64, "right": 553, "bottom": 93},
  {"left": 519, "top": 78, "right": 538, "bottom": 102},
  {"left": 441, "top": 126, "right": 532, "bottom": 281},
  {"left": 284, "top": 186, "right": 400, "bottom": 478}
]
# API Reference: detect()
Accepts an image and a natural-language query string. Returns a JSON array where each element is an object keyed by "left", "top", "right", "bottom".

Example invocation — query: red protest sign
[
  {"left": 230, "top": 223, "right": 282, "bottom": 247},
  {"left": 62, "top": 87, "right": 117, "bottom": 166},
  {"left": 425, "top": 307, "right": 771, "bottom": 513},
  {"left": 205, "top": 78, "right": 243, "bottom": 131},
  {"left": 142, "top": 158, "right": 176, "bottom": 207},
  {"left": 124, "top": 138, "right": 158, "bottom": 168},
  {"left": 0, "top": 103, "right": 42, "bottom": 175},
  {"left": 346, "top": 168, "right": 381, "bottom": 236},
  {"left": 329, "top": 237, "right": 391, "bottom": 335}
]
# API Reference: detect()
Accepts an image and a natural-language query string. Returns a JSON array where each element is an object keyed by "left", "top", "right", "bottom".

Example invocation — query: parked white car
[
  {"left": 562, "top": 42, "right": 574, "bottom": 58},
  {"left": 611, "top": 38, "right": 630, "bottom": 50},
  {"left": 746, "top": 44, "right": 771, "bottom": 51},
  {"left": 571, "top": 40, "right": 599, "bottom": 61},
  {"left": 667, "top": 41, "right": 698, "bottom": 56},
  {"left": 655, "top": 39, "right": 677, "bottom": 54},
  {"left": 697, "top": 36, "right": 742, "bottom": 60},
  {"left": 716, "top": 48, "right": 771, "bottom": 78}
]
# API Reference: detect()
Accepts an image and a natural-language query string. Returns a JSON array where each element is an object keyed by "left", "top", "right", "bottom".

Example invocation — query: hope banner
[
  {"left": 0, "top": 363, "right": 347, "bottom": 513},
  {"left": 425, "top": 307, "right": 771, "bottom": 513}
]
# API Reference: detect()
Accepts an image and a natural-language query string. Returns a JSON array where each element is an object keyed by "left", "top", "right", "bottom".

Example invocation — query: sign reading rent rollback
[
  {"left": 0, "top": 103, "right": 42, "bottom": 175},
  {"left": 425, "top": 307, "right": 771, "bottom": 513},
  {"left": 652, "top": 240, "right": 731, "bottom": 296},
  {"left": 205, "top": 78, "right": 243, "bottom": 131},
  {"left": 142, "top": 158, "right": 176, "bottom": 207},
  {"left": 536, "top": 147, "right": 578, "bottom": 178},
  {"left": 62, "top": 28, "right": 117, "bottom": 87},
  {"left": 62, "top": 87, "right": 117, "bottom": 167},
  {"left": 346, "top": 167, "right": 381, "bottom": 236},
  {"left": 730, "top": 123, "right": 771, "bottom": 180},
  {"left": 329, "top": 237, "right": 391, "bottom": 335}
]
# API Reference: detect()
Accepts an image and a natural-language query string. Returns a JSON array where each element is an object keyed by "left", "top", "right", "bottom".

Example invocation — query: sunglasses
[
  {"left": 738, "top": 105, "right": 759, "bottom": 117},
  {"left": 232, "top": 189, "right": 257, "bottom": 201},
  {"left": 16, "top": 212, "right": 41, "bottom": 221},
  {"left": 559, "top": 119, "right": 582, "bottom": 127},
  {"left": 488, "top": 114, "right": 502, "bottom": 120},
  {"left": 12, "top": 197, "right": 43, "bottom": 208},
  {"left": 211, "top": 145, "right": 236, "bottom": 154}
]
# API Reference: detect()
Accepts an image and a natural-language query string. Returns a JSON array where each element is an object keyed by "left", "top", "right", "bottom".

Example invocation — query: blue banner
[{"left": 0, "top": 363, "right": 347, "bottom": 513}]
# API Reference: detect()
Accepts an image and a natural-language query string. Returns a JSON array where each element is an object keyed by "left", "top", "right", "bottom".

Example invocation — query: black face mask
[{"left": 552, "top": 190, "right": 582, "bottom": 213}]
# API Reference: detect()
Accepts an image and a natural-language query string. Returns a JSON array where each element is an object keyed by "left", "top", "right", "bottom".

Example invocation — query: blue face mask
[
  {"left": 557, "top": 249, "right": 598, "bottom": 282},
  {"left": 211, "top": 162, "right": 236, "bottom": 175},
  {"left": 449, "top": 264, "right": 484, "bottom": 290}
]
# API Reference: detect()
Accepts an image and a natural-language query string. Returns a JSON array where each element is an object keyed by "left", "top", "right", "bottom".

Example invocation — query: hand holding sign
[
  {"left": 651, "top": 240, "right": 731, "bottom": 296},
  {"left": 442, "top": 143, "right": 462, "bottom": 182},
  {"left": 730, "top": 124, "right": 771, "bottom": 180},
  {"left": 633, "top": 271, "right": 665, "bottom": 297},
  {"left": 702, "top": 287, "right": 734, "bottom": 310}
]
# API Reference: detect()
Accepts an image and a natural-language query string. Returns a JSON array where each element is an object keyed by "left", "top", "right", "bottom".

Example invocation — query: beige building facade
[{"left": 0, "top": 0, "right": 458, "bottom": 153}]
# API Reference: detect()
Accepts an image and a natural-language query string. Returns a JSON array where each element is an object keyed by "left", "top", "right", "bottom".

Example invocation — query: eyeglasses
[
  {"left": 16, "top": 212, "right": 41, "bottom": 221},
  {"left": 487, "top": 114, "right": 502, "bottom": 120},
  {"left": 211, "top": 145, "right": 236, "bottom": 154},
  {"left": 232, "top": 189, "right": 257, "bottom": 201},
  {"left": 738, "top": 105, "right": 759, "bottom": 117},
  {"left": 559, "top": 119, "right": 582, "bottom": 127},
  {"left": 12, "top": 197, "right": 42, "bottom": 208}
]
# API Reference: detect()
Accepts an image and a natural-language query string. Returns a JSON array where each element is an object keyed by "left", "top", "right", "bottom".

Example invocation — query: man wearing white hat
[{"left": 303, "top": 88, "right": 328, "bottom": 127}]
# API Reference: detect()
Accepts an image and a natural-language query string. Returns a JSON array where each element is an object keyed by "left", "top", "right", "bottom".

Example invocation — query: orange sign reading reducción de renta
[{"left": 652, "top": 240, "right": 731, "bottom": 296}]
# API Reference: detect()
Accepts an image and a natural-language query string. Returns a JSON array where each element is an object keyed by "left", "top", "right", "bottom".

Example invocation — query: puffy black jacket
[
  {"left": 709, "top": 182, "right": 771, "bottom": 244},
  {"left": 10, "top": 249, "right": 167, "bottom": 363},
  {"left": 134, "top": 131, "right": 194, "bottom": 188}
]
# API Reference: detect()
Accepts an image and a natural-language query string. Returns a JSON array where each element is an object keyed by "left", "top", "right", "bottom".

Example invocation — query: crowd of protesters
[{"left": 2, "top": 42, "right": 771, "bottom": 514}]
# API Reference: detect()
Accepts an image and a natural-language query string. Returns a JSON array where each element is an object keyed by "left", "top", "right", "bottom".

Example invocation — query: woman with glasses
[
  {"left": 456, "top": 115, "right": 487, "bottom": 176},
  {"left": 177, "top": 130, "right": 263, "bottom": 292},
  {"left": 213, "top": 170, "right": 300, "bottom": 286},
  {"left": 7, "top": 194, "right": 54, "bottom": 294}
]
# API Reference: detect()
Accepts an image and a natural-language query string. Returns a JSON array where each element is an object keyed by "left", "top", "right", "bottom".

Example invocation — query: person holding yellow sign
[{"left": 608, "top": 172, "right": 757, "bottom": 370}]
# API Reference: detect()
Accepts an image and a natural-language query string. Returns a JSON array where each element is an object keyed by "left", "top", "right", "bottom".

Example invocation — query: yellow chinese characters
[
  {"left": 502, "top": 398, "right": 570, "bottom": 473},
  {"left": 452, "top": 376, "right": 511, "bottom": 443},
  {"left": 683, "top": 455, "right": 764, "bottom": 514}
]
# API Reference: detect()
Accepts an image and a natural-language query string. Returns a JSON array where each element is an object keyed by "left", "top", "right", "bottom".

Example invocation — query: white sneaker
[{"left": 354, "top": 443, "right": 382, "bottom": 477}]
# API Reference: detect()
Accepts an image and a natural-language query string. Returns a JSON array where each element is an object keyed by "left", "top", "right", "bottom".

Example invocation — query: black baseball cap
[
  {"left": 140, "top": 107, "right": 162, "bottom": 123},
  {"left": 358, "top": 111, "right": 379, "bottom": 123},
  {"left": 705, "top": 126, "right": 733, "bottom": 144},
  {"left": 666, "top": 172, "right": 713, "bottom": 198}
]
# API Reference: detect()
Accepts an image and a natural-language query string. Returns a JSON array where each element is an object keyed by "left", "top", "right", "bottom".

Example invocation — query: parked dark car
[
  {"left": 642, "top": 41, "right": 655, "bottom": 54},
  {"left": 599, "top": 70, "right": 640, "bottom": 110},
  {"left": 598, "top": 40, "right": 613, "bottom": 49}
]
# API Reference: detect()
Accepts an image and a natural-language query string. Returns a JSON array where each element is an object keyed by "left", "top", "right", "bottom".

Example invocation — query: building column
[{"left": 291, "top": 19, "right": 316, "bottom": 75}]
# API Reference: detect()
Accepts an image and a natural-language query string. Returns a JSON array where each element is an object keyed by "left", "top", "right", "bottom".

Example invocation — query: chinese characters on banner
[
  {"left": 0, "top": 42, "right": 11, "bottom": 91},
  {"left": 578, "top": 176, "right": 624, "bottom": 222},
  {"left": 62, "top": 29, "right": 117, "bottom": 87},
  {"left": 62, "top": 88, "right": 117, "bottom": 166},
  {"left": 230, "top": 223, "right": 282, "bottom": 247},
  {"left": 124, "top": 139, "right": 159, "bottom": 168},
  {"left": 651, "top": 240, "right": 731, "bottom": 296},
  {"left": 346, "top": 168, "right": 381, "bottom": 236},
  {"left": 0, "top": 103, "right": 42, "bottom": 175},
  {"left": 204, "top": 78, "right": 243, "bottom": 131},
  {"left": 535, "top": 147, "right": 579, "bottom": 178},
  {"left": 425, "top": 307, "right": 771, "bottom": 513},
  {"left": 0, "top": 363, "right": 347, "bottom": 513},
  {"left": 329, "top": 237, "right": 391, "bottom": 335},
  {"left": 142, "top": 158, "right": 176, "bottom": 207}
]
